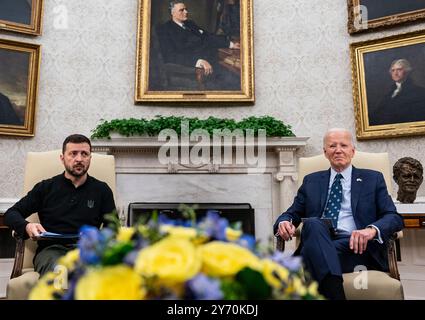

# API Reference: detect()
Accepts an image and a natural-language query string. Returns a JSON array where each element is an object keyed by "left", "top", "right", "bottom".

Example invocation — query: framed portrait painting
[
  {"left": 135, "top": 0, "right": 254, "bottom": 103},
  {"left": 0, "top": 38, "right": 41, "bottom": 137},
  {"left": 0, "top": 0, "right": 43, "bottom": 36},
  {"left": 348, "top": 0, "right": 425, "bottom": 34},
  {"left": 351, "top": 30, "right": 425, "bottom": 140}
]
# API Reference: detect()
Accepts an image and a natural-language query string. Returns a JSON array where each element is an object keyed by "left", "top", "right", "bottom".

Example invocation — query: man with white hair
[
  {"left": 369, "top": 58, "right": 425, "bottom": 125},
  {"left": 273, "top": 128, "right": 404, "bottom": 299}
]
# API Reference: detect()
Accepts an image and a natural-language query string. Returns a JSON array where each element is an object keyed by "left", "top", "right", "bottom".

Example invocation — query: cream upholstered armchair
[
  {"left": 277, "top": 151, "right": 404, "bottom": 300},
  {"left": 6, "top": 150, "right": 116, "bottom": 300}
]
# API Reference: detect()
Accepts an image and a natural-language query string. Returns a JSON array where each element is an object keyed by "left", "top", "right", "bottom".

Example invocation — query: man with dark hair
[
  {"left": 157, "top": 1, "right": 240, "bottom": 90},
  {"left": 393, "top": 157, "right": 423, "bottom": 203},
  {"left": 0, "top": 92, "right": 22, "bottom": 125},
  {"left": 5, "top": 134, "right": 116, "bottom": 275}
]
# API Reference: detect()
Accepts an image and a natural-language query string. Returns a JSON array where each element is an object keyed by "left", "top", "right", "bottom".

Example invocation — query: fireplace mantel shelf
[{"left": 92, "top": 136, "right": 309, "bottom": 152}]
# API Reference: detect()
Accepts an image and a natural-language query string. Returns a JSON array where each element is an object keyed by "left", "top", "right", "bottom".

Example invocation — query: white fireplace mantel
[{"left": 92, "top": 136, "right": 309, "bottom": 242}]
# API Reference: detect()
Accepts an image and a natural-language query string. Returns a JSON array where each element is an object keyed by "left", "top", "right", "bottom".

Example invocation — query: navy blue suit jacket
[{"left": 273, "top": 167, "right": 404, "bottom": 271}]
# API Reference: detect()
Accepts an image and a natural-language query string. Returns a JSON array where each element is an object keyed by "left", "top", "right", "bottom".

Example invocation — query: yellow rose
[
  {"left": 116, "top": 227, "right": 135, "bottom": 242},
  {"left": 225, "top": 227, "right": 242, "bottom": 241},
  {"left": 56, "top": 249, "right": 80, "bottom": 271},
  {"left": 160, "top": 225, "right": 197, "bottom": 240},
  {"left": 292, "top": 276, "right": 307, "bottom": 296},
  {"left": 307, "top": 281, "right": 319, "bottom": 297},
  {"left": 261, "top": 259, "right": 289, "bottom": 288},
  {"left": 75, "top": 265, "right": 145, "bottom": 300},
  {"left": 135, "top": 237, "right": 201, "bottom": 285},
  {"left": 29, "top": 271, "right": 65, "bottom": 300},
  {"left": 200, "top": 241, "right": 261, "bottom": 277}
]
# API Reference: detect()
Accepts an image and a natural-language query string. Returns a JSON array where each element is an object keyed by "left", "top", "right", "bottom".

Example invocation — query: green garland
[{"left": 91, "top": 116, "right": 295, "bottom": 139}]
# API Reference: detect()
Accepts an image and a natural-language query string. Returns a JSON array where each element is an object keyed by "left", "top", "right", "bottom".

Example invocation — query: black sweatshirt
[{"left": 5, "top": 173, "right": 116, "bottom": 253}]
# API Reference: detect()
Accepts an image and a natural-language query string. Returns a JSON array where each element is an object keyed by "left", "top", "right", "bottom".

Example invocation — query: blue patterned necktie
[{"left": 323, "top": 173, "right": 343, "bottom": 229}]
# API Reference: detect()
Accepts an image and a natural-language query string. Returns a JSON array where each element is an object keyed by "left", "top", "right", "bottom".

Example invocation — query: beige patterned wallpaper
[{"left": 1, "top": 0, "right": 425, "bottom": 198}]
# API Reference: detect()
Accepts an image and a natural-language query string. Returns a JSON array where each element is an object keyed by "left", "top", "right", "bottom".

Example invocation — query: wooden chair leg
[{"left": 10, "top": 237, "right": 24, "bottom": 279}]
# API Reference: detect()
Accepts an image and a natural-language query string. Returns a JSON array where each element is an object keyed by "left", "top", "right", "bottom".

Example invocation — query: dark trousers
[
  {"left": 204, "top": 64, "right": 241, "bottom": 91},
  {"left": 300, "top": 218, "right": 379, "bottom": 283},
  {"left": 34, "top": 244, "right": 77, "bottom": 276}
]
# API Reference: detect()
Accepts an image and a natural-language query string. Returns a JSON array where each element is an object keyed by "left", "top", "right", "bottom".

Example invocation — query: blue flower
[
  {"left": 271, "top": 252, "right": 302, "bottom": 272},
  {"left": 78, "top": 226, "right": 107, "bottom": 265},
  {"left": 198, "top": 211, "right": 228, "bottom": 241},
  {"left": 186, "top": 274, "right": 223, "bottom": 300},
  {"left": 123, "top": 250, "right": 139, "bottom": 266},
  {"left": 236, "top": 234, "right": 256, "bottom": 251},
  {"left": 159, "top": 214, "right": 192, "bottom": 227}
]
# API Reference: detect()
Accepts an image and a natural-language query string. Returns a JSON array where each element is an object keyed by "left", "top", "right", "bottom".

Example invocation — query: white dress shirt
[{"left": 327, "top": 165, "right": 382, "bottom": 242}]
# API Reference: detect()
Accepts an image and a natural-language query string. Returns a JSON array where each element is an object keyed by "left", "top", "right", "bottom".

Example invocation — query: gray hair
[
  {"left": 169, "top": 1, "right": 184, "bottom": 13},
  {"left": 389, "top": 59, "right": 412, "bottom": 73},
  {"left": 323, "top": 128, "right": 355, "bottom": 148}
]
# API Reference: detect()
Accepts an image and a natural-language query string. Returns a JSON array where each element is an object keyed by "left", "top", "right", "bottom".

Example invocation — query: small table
[
  {"left": 395, "top": 202, "right": 425, "bottom": 228},
  {"left": 218, "top": 48, "right": 241, "bottom": 75}
]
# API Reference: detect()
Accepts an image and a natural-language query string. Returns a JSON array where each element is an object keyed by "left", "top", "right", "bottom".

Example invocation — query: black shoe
[{"left": 318, "top": 274, "right": 346, "bottom": 300}]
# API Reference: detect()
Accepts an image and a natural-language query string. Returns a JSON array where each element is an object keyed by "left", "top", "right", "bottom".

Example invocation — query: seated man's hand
[
  {"left": 25, "top": 222, "right": 46, "bottom": 240},
  {"left": 349, "top": 227, "right": 377, "bottom": 254},
  {"left": 278, "top": 220, "right": 296, "bottom": 241},
  {"left": 197, "top": 59, "right": 213, "bottom": 75}
]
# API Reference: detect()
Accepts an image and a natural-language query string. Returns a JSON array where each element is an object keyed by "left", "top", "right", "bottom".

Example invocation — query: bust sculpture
[{"left": 393, "top": 157, "right": 424, "bottom": 203}]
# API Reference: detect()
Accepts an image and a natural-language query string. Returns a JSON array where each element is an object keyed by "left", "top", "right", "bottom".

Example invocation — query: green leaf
[
  {"left": 101, "top": 242, "right": 134, "bottom": 266},
  {"left": 235, "top": 267, "right": 272, "bottom": 299},
  {"left": 91, "top": 116, "right": 294, "bottom": 139}
]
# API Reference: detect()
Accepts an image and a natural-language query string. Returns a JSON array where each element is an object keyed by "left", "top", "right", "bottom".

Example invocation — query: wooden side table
[{"left": 395, "top": 202, "right": 425, "bottom": 228}]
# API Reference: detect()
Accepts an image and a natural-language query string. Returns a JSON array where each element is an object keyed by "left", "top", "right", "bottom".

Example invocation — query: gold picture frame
[
  {"left": 135, "top": 0, "right": 254, "bottom": 103},
  {"left": 351, "top": 30, "right": 425, "bottom": 140},
  {"left": 0, "top": 0, "right": 43, "bottom": 36},
  {"left": 348, "top": 0, "right": 425, "bottom": 34},
  {"left": 0, "top": 38, "right": 41, "bottom": 137}
]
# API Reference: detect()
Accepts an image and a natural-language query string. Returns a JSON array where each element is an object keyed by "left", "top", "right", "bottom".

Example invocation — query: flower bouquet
[{"left": 29, "top": 208, "right": 321, "bottom": 300}]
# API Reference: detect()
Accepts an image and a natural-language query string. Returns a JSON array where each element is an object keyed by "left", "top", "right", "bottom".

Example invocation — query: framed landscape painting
[
  {"left": 351, "top": 30, "right": 425, "bottom": 140},
  {"left": 135, "top": 0, "right": 254, "bottom": 103},
  {"left": 348, "top": 0, "right": 425, "bottom": 34},
  {"left": 0, "top": 0, "right": 43, "bottom": 36},
  {"left": 0, "top": 38, "right": 41, "bottom": 137}
]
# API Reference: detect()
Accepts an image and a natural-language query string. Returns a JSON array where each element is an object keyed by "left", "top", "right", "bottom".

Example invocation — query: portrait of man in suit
[
  {"left": 274, "top": 128, "right": 404, "bottom": 300},
  {"left": 153, "top": 0, "right": 241, "bottom": 91},
  {"left": 368, "top": 59, "right": 425, "bottom": 126},
  {"left": 0, "top": 45, "right": 33, "bottom": 130}
]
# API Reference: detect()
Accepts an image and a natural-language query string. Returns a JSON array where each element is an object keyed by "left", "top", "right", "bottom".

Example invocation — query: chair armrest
[
  {"left": 10, "top": 231, "right": 25, "bottom": 279},
  {"left": 163, "top": 63, "right": 205, "bottom": 90},
  {"left": 387, "top": 232, "right": 401, "bottom": 280},
  {"left": 276, "top": 236, "right": 285, "bottom": 252}
]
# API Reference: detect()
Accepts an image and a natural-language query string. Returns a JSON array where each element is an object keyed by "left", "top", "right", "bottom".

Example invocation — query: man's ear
[{"left": 60, "top": 153, "right": 64, "bottom": 164}]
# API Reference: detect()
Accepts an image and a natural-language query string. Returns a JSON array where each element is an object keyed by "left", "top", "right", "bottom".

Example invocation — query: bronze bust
[{"left": 393, "top": 157, "right": 423, "bottom": 203}]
